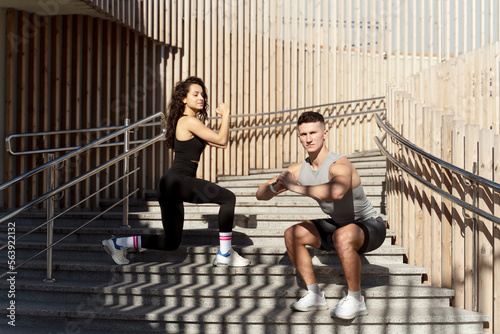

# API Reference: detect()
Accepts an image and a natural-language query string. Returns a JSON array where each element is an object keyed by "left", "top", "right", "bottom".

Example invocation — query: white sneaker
[
  {"left": 102, "top": 238, "right": 129, "bottom": 265},
  {"left": 290, "top": 291, "right": 328, "bottom": 312},
  {"left": 331, "top": 295, "right": 368, "bottom": 319},
  {"left": 212, "top": 249, "right": 251, "bottom": 267}
]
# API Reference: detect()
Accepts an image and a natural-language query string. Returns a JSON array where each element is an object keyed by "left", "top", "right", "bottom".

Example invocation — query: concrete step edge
[
  {"left": 7, "top": 260, "right": 428, "bottom": 276},
  {"left": 0, "top": 302, "right": 489, "bottom": 324},
  {"left": 0, "top": 279, "right": 453, "bottom": 298}
]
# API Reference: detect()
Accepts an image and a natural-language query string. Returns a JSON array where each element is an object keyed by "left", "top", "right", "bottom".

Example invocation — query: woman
[{"left": 102, "top": 77, "right": 250, "bottom": 267}]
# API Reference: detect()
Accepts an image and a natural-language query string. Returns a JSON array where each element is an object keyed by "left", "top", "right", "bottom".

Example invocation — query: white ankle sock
[
  {"left": 348, "top": 289, "right": 362, "bottom": 301},
  {"left": 219, "top": 232, "right": 232, "bottom": 254},
  {"left": 307, "top": 283, "right": 321, "bottom": 295},
  {"left": 115, "top": 236, "right": 141, "bottom": 249}
]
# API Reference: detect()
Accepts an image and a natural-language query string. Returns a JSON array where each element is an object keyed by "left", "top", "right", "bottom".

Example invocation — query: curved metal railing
[{"left": 374, "top": 113, "right": 500, "bottom": 226}]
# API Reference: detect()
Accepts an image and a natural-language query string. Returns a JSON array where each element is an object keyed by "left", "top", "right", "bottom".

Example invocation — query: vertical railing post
[
  {"left": 122, "top": 119, "right": 131, "bottom": 228},
  {"left": 44, "top": 153, "right": 56, "bottom": 283}
]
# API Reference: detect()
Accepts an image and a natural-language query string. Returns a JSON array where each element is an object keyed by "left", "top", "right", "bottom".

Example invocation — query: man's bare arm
[{"left": 281, "top": 160, "right": 353, "bottom": 201}]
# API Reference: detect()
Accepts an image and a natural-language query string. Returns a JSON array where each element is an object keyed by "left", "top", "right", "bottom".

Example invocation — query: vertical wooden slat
[
  {"left": 229, "top": 0, "right": 237, "bottom": 174},
  {"left": 215, "top": 0, "right": 223, "bottom": 179},
  {"left": 190, "top": 0, "right": 197, "bottom": 75},
  {"left": 478, "top": 129, "right": 494, "bottom": 329},
  {"left": 274, "top": 0, "right": 282, "bottom": 169},
  {"left": 81, "top": 16, "right": 93, "bottom": 207},
  {"left": 463, "top": 0, "right": 468, "bottom": 54},
  {"left": 27, "top": 13, "right": 39, "bottom": 203},
  {"left": 282, "top": 0, "right": 290, "bottom": 164},
  {"left": 404, "top": 100, "right": 414, "bottom": 264},
  {"left": 243, "top": 0, "right": 250, "bottom": 174},
  {"left": 297, "top": 0, "right": 305, "bottom": 109},
  {"left": 431, "top": 109, "right": 443, "bottom": 287},
  {"left": 313, "top": 0, "right": 321, "bottom": 104},
  {"left": 4, "top": 9, "right": 16, "bottom": 208},
  {"left": 332, "top": 0, "right": 338, "bottom": 102},
  {"left": 16, "top": 11, "right": 29, "bottom": 205},
  {"left": 290, "top": 0, "right": 298, "bottom": 163},
  {"left": 255, "top": 0, "right": 263, "bottom": 169},
  {"left": 494, "top": 134, "right": 500, "bottom": 334},
  {"left": 170, "top": 0, "right": 176, "bottom": 49},
  {"left": 441, "top": 115, "right": 454, "bottom": 289},
  {"left": 269, "top": 1, "right": 276, "bottom": 169},
  {"left": 181, "top": 0, "right": 190, "bottom": 78},
  {"left": 207, "top": 0, "right": 216, "bottom": 181},
  {"left": 464, "top": 124, "right": 479, "bottom": 311},
  {"left": 91, "top": 18, "right": 103, "bottom": 204},
  {"left": 249, "top": 0, "right": 256, "bottom": 169},
  {"left": 451, "top": 119, "right": 466, "bottom": 309},
  {"left": 39, "top": 15, "right": 51, "bottom": 205},
  {"left": 100, "top": 20, "right": 111, "bottom": 198},
  {"left": 437, "top": 0, "right": 442, "bottom": 63},
  {"left": 262, "top": 0, "right": 270, "bottom": 169},
  {"left": 159, "top": 0, "right": 165, "bottom": 44},
  {"left": 71, "top": 16, "right": 82, "bottom": 206},
  {"left": 237, "top": 0, "right": 245, "bottom": 175},
  {"left": 110, "top": 22, "right": 121, "bottom": 197}
]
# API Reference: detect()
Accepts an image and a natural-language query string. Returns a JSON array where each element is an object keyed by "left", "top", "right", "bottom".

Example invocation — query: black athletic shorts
[{"left": 311, "top": 216, "right": 386, "bottom": 254}]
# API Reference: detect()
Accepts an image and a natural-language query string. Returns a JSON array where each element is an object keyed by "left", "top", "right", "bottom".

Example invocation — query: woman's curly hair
[{"left": 164, "top": 77, "right": 209, "bottom": 149}]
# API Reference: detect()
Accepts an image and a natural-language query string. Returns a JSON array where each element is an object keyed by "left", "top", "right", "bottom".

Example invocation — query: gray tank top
[{"left": 298, "top": 151, "right": 378, "bottom": 225}]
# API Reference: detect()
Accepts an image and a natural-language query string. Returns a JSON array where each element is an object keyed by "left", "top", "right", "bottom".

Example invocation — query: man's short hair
[{"left": 297, "top": 111, "right": 325, "bottom": 126}]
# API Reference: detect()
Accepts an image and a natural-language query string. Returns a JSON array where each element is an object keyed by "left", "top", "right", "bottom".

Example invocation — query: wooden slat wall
[
  {"left": 386, "top": 42, "right": 500, "bottom": 332},
  {"left": 83, "top": 0, "right": 181, "bottom": 48},
  {"left": 2, "top": 9, "right": 171, "bottom": 209}
]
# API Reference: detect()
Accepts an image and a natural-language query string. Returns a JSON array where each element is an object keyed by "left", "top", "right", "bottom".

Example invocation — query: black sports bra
[{"left": 173, "top": 135, "right": 206, "bottom": 162}]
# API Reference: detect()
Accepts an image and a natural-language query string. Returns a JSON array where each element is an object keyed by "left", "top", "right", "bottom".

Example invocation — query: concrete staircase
[{"left": 0, "top": 150, "right": 490, "bottom": 333}]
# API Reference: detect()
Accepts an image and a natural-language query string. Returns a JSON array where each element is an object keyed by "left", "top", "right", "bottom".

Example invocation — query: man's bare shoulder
[{"left": 328, "top": 156, "right": 354, "bottom": 175}]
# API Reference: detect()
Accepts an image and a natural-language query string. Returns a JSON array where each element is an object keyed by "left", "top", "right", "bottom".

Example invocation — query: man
[{"left": 256, "top": 111, "right": 386, "bottom": 320}]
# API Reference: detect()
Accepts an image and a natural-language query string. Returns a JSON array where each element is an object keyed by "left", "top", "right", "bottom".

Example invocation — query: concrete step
[
  {"left": 215, "top": 177, "right": 386, "bottom": 189},
  {"left": 1, "top": 260, "right": 427, "bottom": 286},
  {"left": 7, "top": 212, "right": 389, "bottom": 230},
  {"left": 1, "top": 239, "right": 403, "bottom": 265},
  {"left": 217, "top": 164, "right": 386, "bottom": 182},
  {"left": 0, "top": 280, "right": 454, "bottom": 310},
  {"left": 0, "top": 223, "right": 395, "bottom": 246},
  {"left": 0, "top": 300, "right": 488, "bottom": 334}
]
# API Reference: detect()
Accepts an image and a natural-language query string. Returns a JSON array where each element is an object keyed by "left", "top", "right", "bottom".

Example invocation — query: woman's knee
[{"left": 219, "top": 187, "right": 236, "bottom": 205}]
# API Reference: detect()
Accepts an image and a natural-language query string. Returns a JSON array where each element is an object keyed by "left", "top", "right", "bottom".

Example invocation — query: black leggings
[{"left": 141, "top": 160, "right": 236, "bottom": 251}]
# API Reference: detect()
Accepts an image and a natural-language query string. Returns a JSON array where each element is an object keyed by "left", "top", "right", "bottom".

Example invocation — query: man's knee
[
  {"left": 284, "top": 225, "right": 295, "bottom": 245},
  {"left": 332, "top": 225, "right": 364, "bottom": 252},
  {"left": 284, "top": 221, "right": 319, "bottom": 247},
  {"left": 284, "top": 224, "right": 305, "bottom": 246}
]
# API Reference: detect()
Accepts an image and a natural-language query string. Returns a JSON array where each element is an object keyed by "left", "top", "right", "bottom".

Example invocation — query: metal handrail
[
  {"left": 374, "top": 136, "right": 500, "bottom": 225},
  {"left": 1, "top": 112, "right": 165, "bottom": 222},
  {"left": 5, "top": 122, "right": 162, "bottom": 155},
  {"left": 375, "top": 113, "right": 500, "bottom": 195},
  {"left": 0, "top": 168, "right": 138, "bottom": 251},
  {"left": 1, "top": 112, "right": 164, "bottom": 192},
  {"left": 207, "top": 96, "right": 385, "bottom": 120},
  {"left": 229, "top": 108, "right": 386, "bottom": 131}
]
